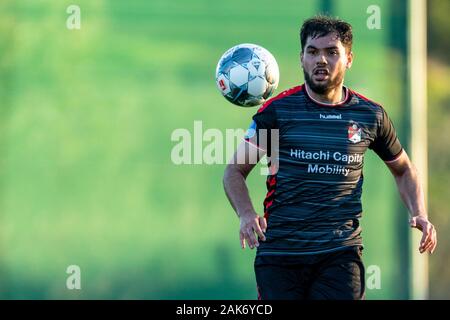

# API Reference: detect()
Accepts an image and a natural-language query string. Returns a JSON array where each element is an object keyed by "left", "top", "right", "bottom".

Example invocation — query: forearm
[
  {"left": 394, "top": 164, "right": 427, "bottom": 219},
  {"left": 388, "top": 153, "right": 437, "bottom": 253},
  {"left": 223, "top": 165, "right": 257, "bottom": 218}
]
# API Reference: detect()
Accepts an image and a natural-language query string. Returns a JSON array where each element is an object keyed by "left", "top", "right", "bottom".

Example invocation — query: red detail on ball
[{"left": 219, "top": 79, "right": 226, "bottom": 91}]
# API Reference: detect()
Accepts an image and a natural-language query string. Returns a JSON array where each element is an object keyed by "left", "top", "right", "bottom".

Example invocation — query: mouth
[{"left": 313, "top": 68, "right": 329, "bottom": 81}]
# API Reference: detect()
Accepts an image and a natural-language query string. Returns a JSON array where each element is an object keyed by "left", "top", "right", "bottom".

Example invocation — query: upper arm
[
  {"left": 225, "top": 99, "right": 276, "bottom": 178},
  {"left": 384, "top": 149, "right": 412, "bottom": 177},
  {"left": 225, "top": 139, "right": 267, "bottom": 179},
  {"left": 369, "top": 107, "right": 403, "bottom": 162}
]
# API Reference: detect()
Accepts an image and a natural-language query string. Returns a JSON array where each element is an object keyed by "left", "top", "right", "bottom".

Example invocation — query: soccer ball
[{"left": 215, "top": 43, "right": 280, "bottom": 107}]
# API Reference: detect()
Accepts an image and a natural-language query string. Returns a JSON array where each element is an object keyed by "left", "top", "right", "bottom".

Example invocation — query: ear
[
  {"left": 346, "top": 51, "right": 354, "bottom": 69},
  {"left": 300, "top": 52, "right": 304, "bottom": 68}
]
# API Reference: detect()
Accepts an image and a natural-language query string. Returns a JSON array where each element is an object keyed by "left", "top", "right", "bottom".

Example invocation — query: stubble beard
[{"left": 303, "top": 68, "right": 345, "bottom": 95}]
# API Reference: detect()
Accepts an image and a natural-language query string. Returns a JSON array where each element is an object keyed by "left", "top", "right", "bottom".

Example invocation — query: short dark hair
[{"left": 300, "top": 15, "right": 353, "bottom": 52}]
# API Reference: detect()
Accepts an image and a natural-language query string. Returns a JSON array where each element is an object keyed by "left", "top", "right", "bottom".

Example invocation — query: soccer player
[{"left": 222, "top": 15, "right": 437, "bottom": 300}]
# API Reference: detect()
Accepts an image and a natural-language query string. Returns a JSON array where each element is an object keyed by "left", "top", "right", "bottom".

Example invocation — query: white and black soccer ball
[{"left": 215, "top": 43, "right": 280, "bottom": 107}]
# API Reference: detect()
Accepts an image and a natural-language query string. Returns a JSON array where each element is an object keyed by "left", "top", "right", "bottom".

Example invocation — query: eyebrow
[{"left": 306, "top": 45, "right": 339, "bottom": 50}]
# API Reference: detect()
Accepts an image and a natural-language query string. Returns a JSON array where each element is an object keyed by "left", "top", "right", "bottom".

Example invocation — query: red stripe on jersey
[
  {"left": 350, "top": 90, "right": 382, "bottom": 107},
  {"left": 268, "top": 176, "right": 276, "bottom": 187},
  {"left": 265, "top": 199, "right": 273, "bottom": 208},
  {"left": 257, "top": 85, "right": 304, "bottom": 113},
  {"left": 266, "top": 189, "right": 275, "bottom": 198},
  {"left": 256, "top": 86, "right": 303, "bottom": 221},
  {"left": 263, "top": 176, "right": 277, "bottom": 220}
]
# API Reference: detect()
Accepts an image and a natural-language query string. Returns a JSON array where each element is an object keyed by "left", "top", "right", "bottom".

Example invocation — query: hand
[
  {"left": 410, "top": 216, "right": 437, "bottom": 254},
  {"left": 239, "top": 213, "right": 267, "bottom": 249}
]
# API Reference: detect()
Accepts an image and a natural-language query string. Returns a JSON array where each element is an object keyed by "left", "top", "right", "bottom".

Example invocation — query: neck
[{"left": 305, "top": 83, "right": 346, "bottom": 105}]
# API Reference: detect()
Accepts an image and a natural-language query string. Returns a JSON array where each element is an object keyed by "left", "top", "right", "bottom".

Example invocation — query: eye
[
  {"left": 329, "top": 49, "right": 338, "bottom": 55},
  {"left": 307, "top": 49, "right": 317, "bottom": 55}
]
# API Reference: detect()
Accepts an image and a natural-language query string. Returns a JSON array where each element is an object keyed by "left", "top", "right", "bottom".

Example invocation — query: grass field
[{"left": 0, "top": 0, "right": 410, "bottom": 299}]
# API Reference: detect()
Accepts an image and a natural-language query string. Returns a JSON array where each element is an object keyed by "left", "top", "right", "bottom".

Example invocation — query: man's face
[{"left": 301, "top": 32, "right": 353, "bottom": 94}]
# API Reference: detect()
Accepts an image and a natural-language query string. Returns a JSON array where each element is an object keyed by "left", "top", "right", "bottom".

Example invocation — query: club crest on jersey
[{"left": 348, "top": 122, "right": 362, "bottom": 143}]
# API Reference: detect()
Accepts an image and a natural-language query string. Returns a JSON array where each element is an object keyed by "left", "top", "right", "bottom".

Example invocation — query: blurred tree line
[{"left": 427, "top": 0, "right": 450, "bottom": 299}]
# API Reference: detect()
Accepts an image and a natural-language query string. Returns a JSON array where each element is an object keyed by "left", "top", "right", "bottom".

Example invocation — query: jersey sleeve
[
  {"left": 369, "top": 108, "right": 403, "bottom": 161},
  {"left": 243, "top": 102, "right": 277, "bottom": 155}
]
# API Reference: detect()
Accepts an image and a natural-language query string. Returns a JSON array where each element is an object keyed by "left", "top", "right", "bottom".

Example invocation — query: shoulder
[
  {"left": 256, "top": 85, "right": 305, "bottom": 114},
  {"left": 348, "top": 88, "right": 385, "bottom": 113},
  {"left": 347, "top": 88, "right": 391, "bottom": 127}
]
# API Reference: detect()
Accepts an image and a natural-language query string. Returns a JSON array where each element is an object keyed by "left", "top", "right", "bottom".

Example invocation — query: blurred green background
[{"left": 0, "top": 0, "right": 448, "bottom": 299}]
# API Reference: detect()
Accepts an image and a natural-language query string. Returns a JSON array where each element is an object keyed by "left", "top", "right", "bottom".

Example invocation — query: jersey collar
[{"left": 304, "top": 83, "right": 350, "bottom": 107}]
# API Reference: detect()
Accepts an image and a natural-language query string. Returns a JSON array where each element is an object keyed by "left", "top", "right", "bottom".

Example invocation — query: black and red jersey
[{"left": 244, "top": 84, "right": 403, "bottom": 256}]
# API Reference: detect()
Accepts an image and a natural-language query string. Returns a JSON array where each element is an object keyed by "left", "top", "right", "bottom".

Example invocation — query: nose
[{"left": 316, "top": 54, "right": 327, "bottom": 65}]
